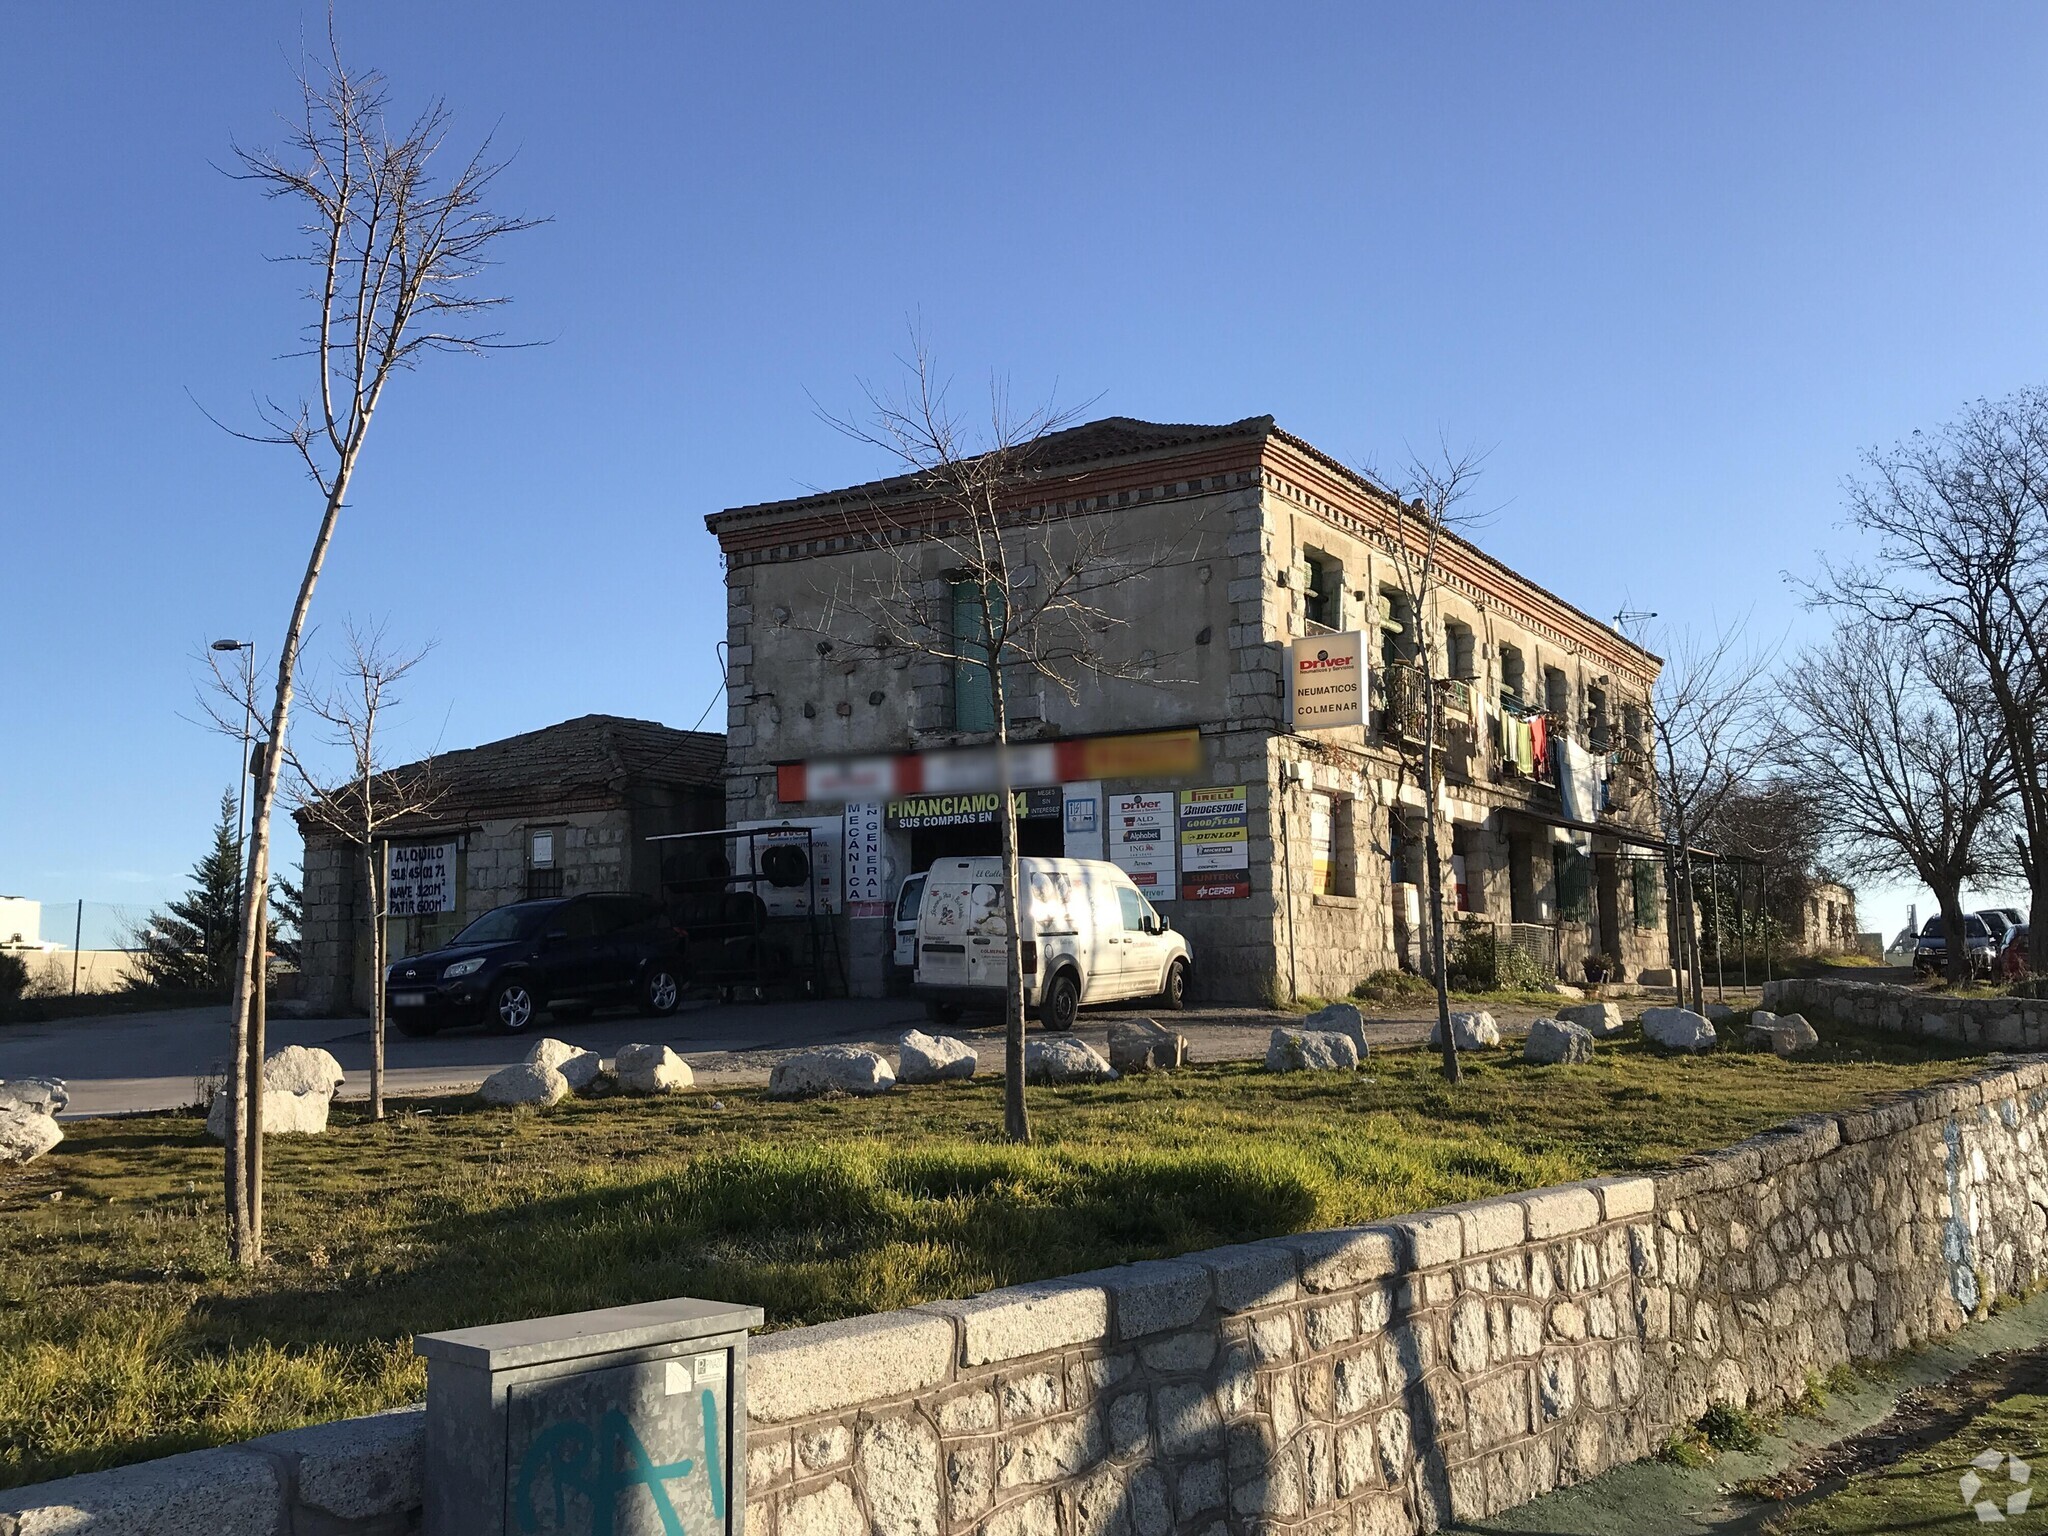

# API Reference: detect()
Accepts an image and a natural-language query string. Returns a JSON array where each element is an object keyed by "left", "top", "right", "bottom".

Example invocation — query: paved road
[{"left": 0, "top": 995, "right": 1579, "bottom": 1118}]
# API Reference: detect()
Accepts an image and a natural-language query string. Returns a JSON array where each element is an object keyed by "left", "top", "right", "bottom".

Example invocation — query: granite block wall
[
  {"left": 1763, "top": 976, "right": 2048, "bottom": 1051},
  {"left": 11, "top": 1057, "right": 2048, "bottom": 1534}
]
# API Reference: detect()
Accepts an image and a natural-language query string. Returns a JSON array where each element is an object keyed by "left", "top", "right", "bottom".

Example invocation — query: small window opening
[
  {"left": 1303, "top": 549, "right": 1342, "bottom": 629},
  {"left": 1544, "top": 665, "right": 1570, "bottom": 719},
  {"left": 1499, "top": 644, "right": 1526, "bottom": 706},
  {"left": 1445, "top": 620, "right": 1477, "bottom": 682}
]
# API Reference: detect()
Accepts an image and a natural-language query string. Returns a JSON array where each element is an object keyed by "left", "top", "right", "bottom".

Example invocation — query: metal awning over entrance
[{"left": 1498, "top": 804, "right": 1714, "bottom": 859}]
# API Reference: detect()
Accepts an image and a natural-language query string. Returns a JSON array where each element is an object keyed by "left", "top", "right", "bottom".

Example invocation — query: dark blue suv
[{"left": 384, "top": 892, "right": 685, "bottom": 1036}]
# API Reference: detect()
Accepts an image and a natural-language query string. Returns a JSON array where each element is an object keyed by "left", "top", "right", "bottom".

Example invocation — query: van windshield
[{"left": 895, "top": 876, "right": 926, "bottom": 923}]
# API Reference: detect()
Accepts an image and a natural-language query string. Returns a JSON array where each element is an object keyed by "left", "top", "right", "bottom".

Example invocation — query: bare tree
[
  {"left": 810, "top": 340, "right": 1198, "bottom": 1144},
  {"left": 286, "top": 622, "right": 439, "bottom": 1119},
  {"left": 1366, "top": 447, "right": 1489, "bottom": 1084},
  {"left": 1778, "top": 623, "right": 2013, "bottom": 984},
  {"left": 210, "top": 37, "right": 539, "bottom": 1263},
  {"left": 1818, "top": 389, "right": 2048, "bottom": 967},
  {"left": 1647, "top": 623, "right": 1779, "bottom": 1013}
]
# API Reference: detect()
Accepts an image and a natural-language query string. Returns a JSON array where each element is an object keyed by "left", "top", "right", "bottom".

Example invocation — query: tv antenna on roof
[{"left": 1613, "top": 608, "right": 1658, "bottom": 636}]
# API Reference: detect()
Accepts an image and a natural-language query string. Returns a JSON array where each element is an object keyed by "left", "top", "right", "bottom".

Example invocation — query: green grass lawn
[{"left": 0, "top": 1032, "right": 1986, "bottom": 1489}]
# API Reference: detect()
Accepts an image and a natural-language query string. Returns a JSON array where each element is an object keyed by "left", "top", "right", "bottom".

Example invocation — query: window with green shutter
[
  {"left": 1553, "top": 847, "right": 1592, "bottom": 922},
  {"left": 952, "top": 582, "right": 1000, "bottom": 732},
  {"left": 1631, "top": 859, "right": 1663, "bottom": 929}
]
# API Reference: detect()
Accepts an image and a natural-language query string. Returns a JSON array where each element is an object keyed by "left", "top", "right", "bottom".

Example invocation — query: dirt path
[{"left": 1458, "top": 1292, "right": 2048, "bottom": 1536}]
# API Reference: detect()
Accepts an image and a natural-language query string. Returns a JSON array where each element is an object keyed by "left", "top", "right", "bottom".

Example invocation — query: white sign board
[
  {"left": 1289, "top": 631, "right": 1366, "bottom": 730},
  {"left": 737, "top": 817, "right": 842, "bottom": 916},
  {"left": 1108, "top": 791, "right": 1177, "bottom": 900},
  {"left": 843, "top": 801, "right": 887, "bottom": 918},
  {"left": 386, "top": 841, "right": 457, "bottom": 916}
]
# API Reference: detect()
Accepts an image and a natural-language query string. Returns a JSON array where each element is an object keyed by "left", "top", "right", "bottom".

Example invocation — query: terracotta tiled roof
[
  {"left": 708, "top": 415, "right": 1279, "bottom": 527},
  {"left": 295, "top": 714, "right": 724, "bottom": 831}
]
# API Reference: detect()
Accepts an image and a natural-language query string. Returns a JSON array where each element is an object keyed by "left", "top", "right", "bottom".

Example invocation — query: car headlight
[{"left": 442, "top": 957, "right": 487, "bottom": 979}]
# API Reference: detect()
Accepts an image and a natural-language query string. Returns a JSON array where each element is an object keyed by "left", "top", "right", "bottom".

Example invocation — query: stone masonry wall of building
[{"left": 12, "top": 1057, "right": 2048, "bottom": 1534}]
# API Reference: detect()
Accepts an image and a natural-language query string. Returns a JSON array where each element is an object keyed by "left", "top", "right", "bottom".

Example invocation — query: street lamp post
[{"left": 210, "top": 640, "right": 256, "bottom": 919}]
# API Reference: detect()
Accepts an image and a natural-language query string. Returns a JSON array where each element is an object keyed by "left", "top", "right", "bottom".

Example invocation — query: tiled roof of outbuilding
[{"left": 295, "top": 714, "right": 724, "bottom": 831}]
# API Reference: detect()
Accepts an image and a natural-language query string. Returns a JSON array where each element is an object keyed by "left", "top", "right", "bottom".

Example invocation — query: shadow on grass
[{"left": 189, "top": 1141, "right": 1326, "bottom": 1348}]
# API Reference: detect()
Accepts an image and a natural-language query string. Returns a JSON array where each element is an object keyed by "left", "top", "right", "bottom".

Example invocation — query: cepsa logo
[{"left": 1297, "top": 649, "right": 1355, "bottom": 673}]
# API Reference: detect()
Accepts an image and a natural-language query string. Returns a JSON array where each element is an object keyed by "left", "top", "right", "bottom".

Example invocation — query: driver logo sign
[
  {"left": 1108, "top": 792, "right": 1177, "bottom": 896},
  {"left": 1289, "top": 631, "right": 1366, "bottom": 729}
]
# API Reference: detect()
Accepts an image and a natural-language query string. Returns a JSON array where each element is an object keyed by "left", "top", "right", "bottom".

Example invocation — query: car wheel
[
  {"left": 641, "top": 966, "right": 682, "bottom": 1016},
  {"left": 1040, "top": 971, "right": 1080, "bottom": 1032},
  {"left": 1160, "top": 958, "right": 1189, "bottom": 1011},
  {"left": 393, "top": 1014, "right": 438, "bottom": 1038},
  {"left": 925, "top": 1001, "right": 962, "bottom": 1026},
  {"left": 488, "top": 979, "right": 539, "bottom": 1035}
]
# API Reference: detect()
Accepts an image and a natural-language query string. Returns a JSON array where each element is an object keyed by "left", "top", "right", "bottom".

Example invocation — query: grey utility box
[{"left": 418, "top": 1296, "right": 763, "bottom": 1536}]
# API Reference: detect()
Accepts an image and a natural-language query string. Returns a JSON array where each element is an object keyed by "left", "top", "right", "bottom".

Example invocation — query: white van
[{"left": 913, "top": 856, "right": 1191, "bottom": 1031}]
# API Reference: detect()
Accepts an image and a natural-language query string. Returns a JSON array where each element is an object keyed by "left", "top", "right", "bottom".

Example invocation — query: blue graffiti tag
[{"left": 515, "top": 1388, "right": 726, "bottom": 1535}]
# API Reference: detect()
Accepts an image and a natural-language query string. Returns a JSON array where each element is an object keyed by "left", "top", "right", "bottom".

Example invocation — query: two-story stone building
[{"left": 709, "top": 417, "right": 1670, "bottom": 1002}]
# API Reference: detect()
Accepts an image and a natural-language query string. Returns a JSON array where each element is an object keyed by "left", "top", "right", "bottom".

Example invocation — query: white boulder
[
  {"left": 769, "top": 1045, "right": 896, "bottom": 1098},
  {"left": 1265, "top": 1028, "right": 1361, "bottom": 1073},
  {"left": 1642, "top": 1007, "right": 1717, "bottom": 1053},
  {"left": 1427, "top": 1010, "right": 1501, "bottom": 1050},
  {"left": 0, "top": 1104, "right": 62, "bottom": 1164},
  {"left": 260, "top": 1045, "right": 346, "bottom": 1098},
  {"left": 1108, "top": 1017, "right": 1189, "bottom": 1074},
  {"left": 1557, "top": 1002, "right": 1626, "bottom": 1039},
  {"left": 615, "top": 1043, "right": 695, "bottom": 1095},
  {"left": 1303, "top": 1001, "right": 1369, "bottom": 1059},
  {"left": 1744, "top": 1011, "right": 1820, "bottom": 1057},
  {"left": 480, "top": 1062, "right": 568, "bottom": 1107},
  {"left": 1524, "top": 1017, "right": 1595, "bottom": 1065},
  {"left": 0, "top": 1076, "right": 68, "bottom": 1115},
  {"left": 1023, "top": 1037, "right": 1119, "bottom": 1084},
  {"left": 897, "top": 1030, "right": 978, "bottom": 1083},
  {"left": 526, "top": 1037, "right": 602, "bottom": 1091},
  {"left": 205, "top": 1045, "right": 346, "bottom": 1139}
]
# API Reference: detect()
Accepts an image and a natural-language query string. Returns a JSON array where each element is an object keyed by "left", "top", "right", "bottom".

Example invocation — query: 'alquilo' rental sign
[{"left": 1289, "top": 632, "right": 1366, "bottom": 729}]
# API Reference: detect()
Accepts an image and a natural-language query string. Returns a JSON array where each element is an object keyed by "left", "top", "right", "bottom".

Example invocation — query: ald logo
[{"left": 517, "top": 1387, "right": 726, "bottom": 1535}]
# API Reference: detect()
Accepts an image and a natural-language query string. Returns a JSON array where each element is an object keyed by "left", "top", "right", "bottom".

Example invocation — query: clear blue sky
[{"left": 4, "top": 2, "right": 2044, "bottom": 942}]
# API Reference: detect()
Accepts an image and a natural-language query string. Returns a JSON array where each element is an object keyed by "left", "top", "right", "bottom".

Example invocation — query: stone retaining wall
[
  {"left": 11, "top": 1057, "right": 2048, "bottom": 1534},
  {"left": 1762, "top": 975, "right": 2048, "bottom": 1049}
]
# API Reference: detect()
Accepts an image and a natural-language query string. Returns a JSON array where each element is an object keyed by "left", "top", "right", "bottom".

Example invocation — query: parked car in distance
[
  {"left": 891, "top": 872, "right": 927, "bottom": 979},
  {"left": 1977, "top": 908, "right": 2017, "bottom": 941},
  {"left": 384, "top": 892, "right": 685, "bottom": 1036},
  {"left": 2002, "top": 923, "right": 2030, "bottom": 981},
  {"left": 913, "top": 856, "right": 1190, "bottom": 1031},
  {"left": 1914, "top": 912, "right": 1999, "bottom": 979}
]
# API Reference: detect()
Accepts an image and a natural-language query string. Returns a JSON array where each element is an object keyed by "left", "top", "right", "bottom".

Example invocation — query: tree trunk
[
  {"left": 1938, "top": 887, "right": 1969, "bottom": 987},
  {"left": 1677, "top": 844, "right": 1705, "bottom": 1013},
  {"left": 991, "top": 670, "right": 1030, "bottom": 1145},
  {"left": 244, "top": 880, "right": 267, "bottom": 1257},
  {"left": 366, "top": 841, "right": 385, "bottom": 1120},
  {"left": 1421, "top": 686, "right": 1459, "bottom": 1083},
  {"left": 225, "top": 469, "right": 353, "bottom": 1266}
]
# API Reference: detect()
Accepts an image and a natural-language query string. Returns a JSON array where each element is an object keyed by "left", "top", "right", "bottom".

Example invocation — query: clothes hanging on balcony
[
  {"left": 1557, "top": 737, "right": 1599, "bottom": 827},
  {"left": 1498, "top": 712, "right": 1536, "bottom": 774},
  {"left": 1529, "top": 713, "right": 1549, "bottom": 777}
]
